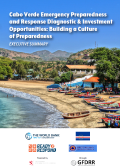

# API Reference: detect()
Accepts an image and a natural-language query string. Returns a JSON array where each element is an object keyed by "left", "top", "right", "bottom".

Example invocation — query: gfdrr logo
[
  {"left": 71, "top": 159, "right": 95, "bottom": 166},
  {"left": 78, "top": 160, "right": 95, "bottom": 166}
]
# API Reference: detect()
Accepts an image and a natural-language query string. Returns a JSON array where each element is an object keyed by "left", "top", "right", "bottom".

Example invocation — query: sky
[{"left": 0, "top": 0, "right": 120, "bottom": 54}]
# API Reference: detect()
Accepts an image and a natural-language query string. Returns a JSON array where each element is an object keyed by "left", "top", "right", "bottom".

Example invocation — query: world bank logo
[{"left": 25, "top": 132, "right": 32, "bottom": 140}]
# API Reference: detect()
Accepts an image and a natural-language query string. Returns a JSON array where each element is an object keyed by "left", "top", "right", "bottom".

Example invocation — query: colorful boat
[
  {"left": 99, "top": 107, "right": 120, "bottom": 112},
  {"left": 74, "top": 93, "right": 98, "bottom": 97},
  {"left": 105, "top": 113, "right": 120, "bottom": 118},
  {"left": 65, "top": 91, "right": 79, "bottom": 95},
  {"left": 103, "top": 119, "right": 120, "bottom": 128},
  {"left": 101, "top": 117, "right": 110, "bottom": 123},
  {"left": 48, "top": 88, "right": 58, "bottom": 92},
  {"left": 85, "top": 98, "right": 104, "bottom": 102},
  {"left": 109, "top": 95, "right": 120, "bottom": 98},
  {"left": 105, "top": 114, "right": 120, "bottom": 119},
  {"left": 62, "top": 111, "right": 90, "bottom": 119},
  {"left": 91, "top": 101, "right": 116, "bottom": 106},
  {"left": 79, "top": 95, "right": 96, "bottom": 98},
  {"left": 98, "top": 106, "right": 120, "bottom": 109},
  {"left": 74, "top": 94, "right": 82, "bottom": 97},
  {"left": 85, "top": 99, "right": 105, "bottom": 104},
  {"left": 84, "top": 97, "right": 103, "bottom": 102},
  {"left": 95, "top": 103, "right": 119, "bottom": 109},
  {"left": 59, "top": 90, "right": 69, "bottom": 93}
]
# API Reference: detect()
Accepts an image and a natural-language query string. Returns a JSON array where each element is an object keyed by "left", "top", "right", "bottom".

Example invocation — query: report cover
[{"left": 0, "top": 0, "right": 120, "bottom": 166}]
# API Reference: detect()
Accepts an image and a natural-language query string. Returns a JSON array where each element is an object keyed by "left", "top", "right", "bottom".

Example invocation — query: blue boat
[
  {"left": 79, "top": 95, "right": 96, "bottom": 98},
  {"left": 47, "top": 84, "right": 62, "bottom": 89},
  {"left": 105, "top": 113, "right": 120, "bottom": 118},
  {"left": 99, "top": 107, "right": 120, "bottom": 112}
]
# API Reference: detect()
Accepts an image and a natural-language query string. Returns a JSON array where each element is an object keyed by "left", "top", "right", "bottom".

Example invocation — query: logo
[
  {"left": 25, "top": 132, "right": 32, "bottom": 140},
  {"left": 71, "top": 157, "right": 95, "bottom": 166},
  {"left": 29, "top": 161, "right": 33, "bottom": 165},
  {"left": 76, "top": 132, "right": 90, "bottom": 141},
  {"left": 78, "top": 159, "right": 95, "bottom": 166},
  {"left": 28, "top": 144, "right": 56, "bottom": 152},
  {"left": 25, "top": 133, "right": 59, "bottom": 140},
  {"left": 69, "top": 145, "right": 97, "bottom": 152},
  {"left": 71, "top": 160, "right": 76, "bottom": 166},
  {"left": 70, "top": 145, "right": 76, "bottom": 151}
]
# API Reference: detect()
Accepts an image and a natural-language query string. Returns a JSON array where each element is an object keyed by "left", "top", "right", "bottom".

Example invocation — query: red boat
[
  {"left": 48, "top": 88, "right": 58, "bottom": 92},
  {"left": 74, "top": 94, "right": 84, "bottom": 97},
  {"left": 96, "top": 101, "right": 116, "bottom": 105},
  {"left": 102, "top": 118, "right": 120, "bottom": 128},
  {"left": 84, "top": 97, "right": 103, "bottom": 102},
  {"left": 109, "top": 95, "right": 120, "bottom": 98},
  {"left": 105, "top": 113, "right": 120, "bottom": 118},
  {"left": 74, "top": 93, "right": 98, "bottom": 97},
  {"left": 91, "top": 101, "right": 116, "bottom": 106},
  {"left": 59, "top": 90, "right": 69, "bottom": 93},
  {"left": 79, "top": 95, "right": 96, "bottom": 98},
  {"left": 101, "top": 118, "right": 110, "bottom": 123},
  {"left": 84, "top": 99, "right": 105, "bottom": 104},
  {"left": 65, "top": 90, "right": 79, "bottom": 95}
]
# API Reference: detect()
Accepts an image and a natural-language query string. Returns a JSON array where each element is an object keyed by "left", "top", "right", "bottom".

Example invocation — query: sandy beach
[{"left": 0, "top": 80, "right": 119, "bottom": 128}]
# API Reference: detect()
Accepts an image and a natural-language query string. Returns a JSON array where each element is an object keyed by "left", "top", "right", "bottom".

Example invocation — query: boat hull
[
  {"left": 65, "top": 92, "right": 78, "bottom": 95},
  {"left": 91, "top": 101, "right": 116, "bottom": 106},
  {"left": 79, "top": 95, "right": 96, "bottom": 98},
  {"left": 59, "top": 91, "right": 69, "bottom": 93},
  {"left": 99, "top": 108, "right": 120, "bottom": 112},
  {"left": 109, "top": 96, "right": 120, "bottom": 98},
  {"left": 62, "top": 111, "right": 90, "bottom": 119}
]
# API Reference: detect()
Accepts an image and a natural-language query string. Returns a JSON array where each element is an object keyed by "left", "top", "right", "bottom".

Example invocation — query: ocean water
[{"left": 0, "top": 87, "right": 69, "bottom": 128}]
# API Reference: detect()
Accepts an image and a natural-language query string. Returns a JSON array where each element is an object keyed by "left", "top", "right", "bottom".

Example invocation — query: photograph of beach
[{"left": 0, "top": 63, "right": 120, "bottom": 129}]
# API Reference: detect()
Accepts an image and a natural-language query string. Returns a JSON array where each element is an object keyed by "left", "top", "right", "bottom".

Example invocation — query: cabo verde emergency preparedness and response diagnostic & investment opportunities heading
[{"left": 9, "top": 12, "right": 112, "bottom": 26}]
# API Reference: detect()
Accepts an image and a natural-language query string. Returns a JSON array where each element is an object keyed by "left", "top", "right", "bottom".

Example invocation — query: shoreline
[
  {"left": 0, "top": 87, "right": 69, "bottom": 128},
  {"left": 0, "top": 80, "right": 119, "bottom": 128}
]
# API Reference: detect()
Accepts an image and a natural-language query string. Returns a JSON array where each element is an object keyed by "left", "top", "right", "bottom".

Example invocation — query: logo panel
[{"left": 69, "top": 145, "right": 97, "bottom": 152}]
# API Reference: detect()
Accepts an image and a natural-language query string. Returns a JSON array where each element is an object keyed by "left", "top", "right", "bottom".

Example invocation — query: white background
[{"left": 0, "top": 128, "right": 119, "bottom": 167}]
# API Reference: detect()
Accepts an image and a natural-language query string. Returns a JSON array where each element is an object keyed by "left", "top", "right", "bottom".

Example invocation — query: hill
[
  {"left": 69, "top": 48, "right": 94, "bottom": 60},
  {"left": 0, "top": 48, "right": 43, "bottom": 62},
  {"left": 32, "top": 50, "right": 72, "bottom": 61}
]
